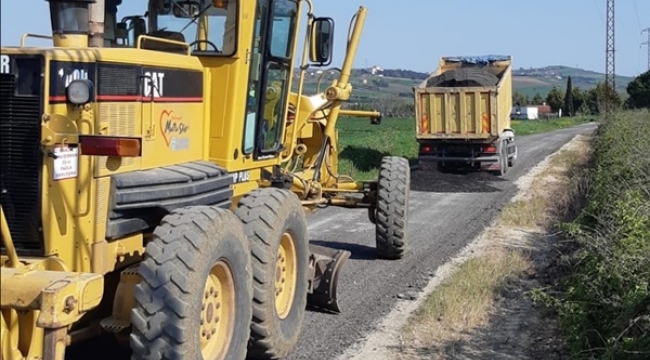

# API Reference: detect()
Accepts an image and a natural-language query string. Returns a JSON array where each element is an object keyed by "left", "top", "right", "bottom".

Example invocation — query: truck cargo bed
[
  {"left": 415, "top": 55, "right": 513, "bottom": 140},
  {"left": 414, "top": 55, "right": 517, "bottom": 176}
]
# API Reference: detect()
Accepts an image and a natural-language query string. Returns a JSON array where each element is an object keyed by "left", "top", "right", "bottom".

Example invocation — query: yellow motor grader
[{"left": 0, "top": 0, "right": 411, "bottom": 359}]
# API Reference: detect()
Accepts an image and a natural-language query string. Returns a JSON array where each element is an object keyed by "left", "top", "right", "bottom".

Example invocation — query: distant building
[
  {"left": 511, "top": 103, "right": 553, "bottom": 120},
  {"left": 369, "top": 65, "right": 383, "bottom": 75},
  {"left": 511, "top": 106, "right": 539, "bottom": 120},
  {"left": 536, "top": 104, "right": 552, "bottom": 114}
]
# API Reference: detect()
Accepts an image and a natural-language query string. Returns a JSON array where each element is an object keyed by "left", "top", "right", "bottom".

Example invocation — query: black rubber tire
[
  {"left": 130, "top": 206, "right": 252, "bottom": 360},
  {"left": 493, "top": 144, "right": 507, "bottom": 176},
  {"left": 234, "top": 188, "right": 309, "bottom": 359},
  {"left": 508, "top": 144, "right": 517, "bottom": 167},
  {"left": 368, "top": 206, "right": 377, "bottom": 224},
  {"left": 426, "top": 68, "right": 500, "bottom": 87},
  {"left": 375, "top": 156, "right": 410, "bottom": 259}
]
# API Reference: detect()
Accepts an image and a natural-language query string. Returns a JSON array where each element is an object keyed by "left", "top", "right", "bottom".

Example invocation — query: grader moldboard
[{"left": 0, "top": 0, "right": 411, "bottom": 359}]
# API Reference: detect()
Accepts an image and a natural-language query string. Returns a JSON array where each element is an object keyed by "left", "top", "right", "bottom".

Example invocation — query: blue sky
[{"left": 2, "top": 0, "right": 649, "bottom": 76}]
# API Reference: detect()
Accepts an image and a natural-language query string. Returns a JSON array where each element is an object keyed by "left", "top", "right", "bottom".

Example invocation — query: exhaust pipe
[
  {"left": 46, "top": 0, "right": 96, "bottom": 48},
  {"left": 89, "top": 0, "right": 105, "bottom": 47}
]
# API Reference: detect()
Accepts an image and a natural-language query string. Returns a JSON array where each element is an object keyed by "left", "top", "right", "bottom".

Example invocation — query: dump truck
[
  {"left": 0, "top": 1, "right": 411, "bottom": 359},
  {"left": 414, "top": 55, "right": 517, "bottom": 175}
]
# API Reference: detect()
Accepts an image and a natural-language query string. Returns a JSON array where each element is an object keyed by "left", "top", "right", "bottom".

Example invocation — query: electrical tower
[
  {"left": 604, "top": 0, "right": 615, "bottom": 118},
  {"left": 641, "top": 28, "right": 650, "bottom": 71}
]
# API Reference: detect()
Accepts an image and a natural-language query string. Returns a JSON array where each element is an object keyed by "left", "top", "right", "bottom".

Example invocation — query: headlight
[{"left": 66, "top": 79, "right": 94, "bottom": 105}]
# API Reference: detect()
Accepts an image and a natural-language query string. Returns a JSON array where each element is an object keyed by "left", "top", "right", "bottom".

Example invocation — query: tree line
[
  {"left": 512, "top": 70, "right": 650, "bottom": 116},
  {"left": 342, "top": 69, "right": 650, "bottom": 118}
]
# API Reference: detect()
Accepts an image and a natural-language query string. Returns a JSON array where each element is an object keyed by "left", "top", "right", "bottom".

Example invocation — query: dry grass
[
  {"left": 404, "top": 247, "right": 529, "bottom": 339},
  {"left": 500, "top": 138, "right": 593, "bottom": 229},
  {"left": 398, "top": 134, "right": 594, "bottom": 358}
]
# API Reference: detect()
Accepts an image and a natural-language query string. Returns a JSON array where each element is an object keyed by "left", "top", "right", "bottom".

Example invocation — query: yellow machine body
[{"left": 0, "top": 0, "right": 400, "bottom": 359}]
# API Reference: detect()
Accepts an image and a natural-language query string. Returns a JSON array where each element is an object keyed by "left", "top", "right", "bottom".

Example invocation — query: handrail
[
  {"left": 20, "top": 33, "right": 53, "bottom": 47},
  {"left": 0, "top": 206, "right": 20, "bottom": 268},
  {"left": 136, "top": 35, "right": 192, "bottom": 55}
]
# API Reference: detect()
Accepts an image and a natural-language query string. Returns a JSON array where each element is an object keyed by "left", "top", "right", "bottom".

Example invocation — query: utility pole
[
  {"left": 641, "top": 28, "right": 650, "bottom": 71},
  {"left": 604, "top": 0, "right": 615, "bottom": 119}
]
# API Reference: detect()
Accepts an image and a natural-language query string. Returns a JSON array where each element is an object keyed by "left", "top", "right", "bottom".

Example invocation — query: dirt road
[
  {"left": 64, "top": 123, "right": 597, "bottom": 360},
  {"left": 285, "top": 123, "right": 598, "bottom": 360}
]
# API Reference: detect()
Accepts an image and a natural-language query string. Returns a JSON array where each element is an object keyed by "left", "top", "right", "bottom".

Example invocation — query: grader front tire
[
  {"left": 235, "top": 188, "right": 309, "bottom": 360},
  {"left": 375, "top": 156, "right": 410, "bottom": 260},
  {"left": 130, "top": 206, "right": 253, "bottom": 360}
]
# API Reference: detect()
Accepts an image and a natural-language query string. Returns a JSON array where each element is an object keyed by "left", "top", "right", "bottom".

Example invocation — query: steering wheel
[{"left": 188, "top": 40, "right": 219, "bottom": 52}]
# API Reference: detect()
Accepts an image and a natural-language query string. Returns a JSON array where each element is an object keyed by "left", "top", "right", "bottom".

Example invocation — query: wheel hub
[
  {"left": 274, "top": 232, "right": 298, "bottom": 319},
  {"left": 200, "top": 261, "right": 235, "bottom": 360}
]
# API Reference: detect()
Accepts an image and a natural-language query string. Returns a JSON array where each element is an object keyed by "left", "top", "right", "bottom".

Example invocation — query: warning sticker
[{"left": 53, "top": 146, "right": 79, "bottom": 180}]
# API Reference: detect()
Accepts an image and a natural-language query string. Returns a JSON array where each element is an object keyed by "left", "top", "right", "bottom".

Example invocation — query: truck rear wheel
[
  {"left": 375, "top": 156, "right": 410, "bottom": 259},
  {"left": 130, "top": 206, "right": 252, "bottom": 360},
  {"left": 508, "top": 144, "right": 517, "bottom": 167},
  {"left": 492, "top": 143, "right": 508, "bottom": 176},
  {"left": 234, "top": 188, "right": 309, "bottom": 359}
]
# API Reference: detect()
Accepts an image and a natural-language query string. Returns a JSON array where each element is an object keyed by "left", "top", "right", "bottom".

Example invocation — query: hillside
[
  {"left": 292, "top": 65, "right": 634, "bottom": 105},
  {"left": 512, "top": 65, "right": 633, "bottom": 97}
]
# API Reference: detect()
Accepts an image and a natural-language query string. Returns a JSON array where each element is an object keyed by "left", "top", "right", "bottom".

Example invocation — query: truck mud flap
[{"left": 307, "top": 244, "right": 351, "bottom": 313}]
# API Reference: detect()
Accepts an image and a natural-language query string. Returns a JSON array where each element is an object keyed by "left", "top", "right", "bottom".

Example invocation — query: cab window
[
  {"left": 242, "top": 0, "right": 298, "bottom": 157},
  {"left": 105, "top": 0, "right": 238, "bottom": 56}
]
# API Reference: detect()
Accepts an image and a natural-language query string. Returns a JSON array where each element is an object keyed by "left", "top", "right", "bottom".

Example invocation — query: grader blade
[{"left": 307, "top": 244, "right": 351, "bottom": 313}]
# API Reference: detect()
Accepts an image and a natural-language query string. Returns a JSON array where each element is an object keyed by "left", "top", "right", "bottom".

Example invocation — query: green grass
[
  {"left": 511, "top": 116, "right": 593, "bottom": 136},
  {"left": 335, "top": 116, "right": 594, "bottom": 180},
  {"left": 540, "top": 110, "right": 650, "bottom": 359},
  {"left": 337, "top": 117, "right": 417, "bottom": 180}
]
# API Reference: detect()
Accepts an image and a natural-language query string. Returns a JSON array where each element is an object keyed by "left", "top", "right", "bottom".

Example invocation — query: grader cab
[{"left": 0, "top": 0, "right": 411, "bottom": 359}]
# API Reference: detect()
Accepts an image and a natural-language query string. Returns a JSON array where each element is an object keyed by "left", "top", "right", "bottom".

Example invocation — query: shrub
[{"left": 556, "top": 110, "right": 650, "bottom": 359}]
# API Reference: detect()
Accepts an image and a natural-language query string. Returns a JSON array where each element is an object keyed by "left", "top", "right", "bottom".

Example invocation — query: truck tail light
[
  {"left": 421, "top": 145, "right": 435, "bottom": 153},
  {"left": 482, "top": 145, "right": 497, "bottom": 153},
  {"left": 79, "top": 136, "right": 142, "bottom": 157}
]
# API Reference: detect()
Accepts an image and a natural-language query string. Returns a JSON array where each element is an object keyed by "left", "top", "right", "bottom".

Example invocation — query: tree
[
  {"left": 513, "top": 91, "right": 529, "bottom": 106},
  {"left": 546, "top": 86, "right": 564, "bottom": 112},
  {"left": 625, "top": 70, "right": 650, "bottom": 109},
  {"left": 532, "top": 92, "right": 544, "bottom": 105},
  {"left": 585, "top": 82, "right": 622, "bottom": 115},
  {"left": 572, "top": 87, "right": 587, "bottom": 115},
  {"left": 563, "top": 76, "right": 574, "bottom": 116}
]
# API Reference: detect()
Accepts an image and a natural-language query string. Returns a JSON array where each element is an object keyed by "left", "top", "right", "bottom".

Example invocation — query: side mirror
[{"left": 309, "top": 17, "right": 334, "bottom": 66}]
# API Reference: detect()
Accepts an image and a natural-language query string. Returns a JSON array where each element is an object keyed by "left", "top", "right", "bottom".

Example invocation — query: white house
[{"left": 510, "top": 106, "right": 539, "bottom": 120}]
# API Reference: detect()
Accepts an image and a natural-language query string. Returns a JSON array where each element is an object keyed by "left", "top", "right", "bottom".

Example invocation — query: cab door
[{"left": 242, "top": 0, "right": 299, "bottom": 160}]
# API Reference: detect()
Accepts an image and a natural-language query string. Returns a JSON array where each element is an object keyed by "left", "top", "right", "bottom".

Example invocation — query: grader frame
[{"left": 0, "top": 0, "right": 411, "bottom": 359}]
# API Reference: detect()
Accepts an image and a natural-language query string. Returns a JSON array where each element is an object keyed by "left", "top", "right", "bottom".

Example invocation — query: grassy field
[
  {"left": 510, "top": 116, "right": 593, "bottom": 136},
  {"left": 336, "top": 117, "right": 417, "bottom": 180},
  {"left": 336, "top": 116, "right": 594, "bottom": 179}
]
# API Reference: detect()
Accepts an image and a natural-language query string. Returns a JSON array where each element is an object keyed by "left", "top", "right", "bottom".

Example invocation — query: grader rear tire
[
  {"left": 375, "top": 156, "right": 410, "bottom": 259},
  {"left": 130, "top": 206, "right": 253, "bottom": 360},
  {"left": 234, "top": 188, "right": 309, "bottom": 360}
]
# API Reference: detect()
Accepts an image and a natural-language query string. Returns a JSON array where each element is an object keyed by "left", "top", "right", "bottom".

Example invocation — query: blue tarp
[{"left": 442, "top": 55, "right": 511, "bottom": 65}]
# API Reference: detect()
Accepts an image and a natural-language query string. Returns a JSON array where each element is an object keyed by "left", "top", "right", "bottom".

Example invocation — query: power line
[
  {"left": 604, "top": 0, "right": 615, "bottom": 119},
  {"left": 633, "top": 1, "right": 642, "bottom": 31},
  {"left": 641, "top": 28, "right": 650, "bottom": 70}
]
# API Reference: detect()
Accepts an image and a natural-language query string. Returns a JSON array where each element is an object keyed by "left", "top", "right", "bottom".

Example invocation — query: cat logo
[{"left": 143, "top": 71, "right": 166, "bottom": 98}]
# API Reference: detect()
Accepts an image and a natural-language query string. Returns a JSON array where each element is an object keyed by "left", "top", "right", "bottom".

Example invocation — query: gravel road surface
[
  {"left": 285, "top": 123, "right": 597, "bottom": 360},
  {"left": 64, "top": 123, "right": 597, "bottom": 360}
]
